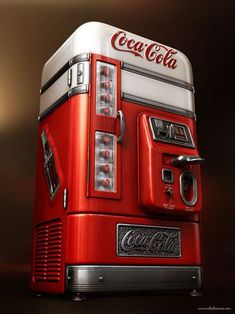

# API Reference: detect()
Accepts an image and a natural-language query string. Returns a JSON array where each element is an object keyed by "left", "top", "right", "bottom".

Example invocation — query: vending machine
[{"left": 30, "top": 22, "right": 204, "bottom": 297}]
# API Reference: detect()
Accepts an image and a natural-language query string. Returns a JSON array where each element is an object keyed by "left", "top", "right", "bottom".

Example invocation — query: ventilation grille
[{"left": 34, "top": 220, "right": 62, "bottom": 282}]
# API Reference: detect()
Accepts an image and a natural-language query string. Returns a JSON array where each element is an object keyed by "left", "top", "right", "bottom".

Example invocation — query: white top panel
[
  {"left": 39, "top": 61, "right": 90, "bottom": 116},
  {"left": 122, "top": 70, "right": 195, "bottom": 113},
  {"left": 41, "top": 22, "right": 193, "bottom": 87}
]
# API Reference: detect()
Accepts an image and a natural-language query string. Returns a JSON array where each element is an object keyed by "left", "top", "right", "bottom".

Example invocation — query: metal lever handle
[
  {"left": 171, "top": 155, "right": 205, "bottom": 167},
  {"left": 117, "top": 110, "right": 125, "bottom": 143}
]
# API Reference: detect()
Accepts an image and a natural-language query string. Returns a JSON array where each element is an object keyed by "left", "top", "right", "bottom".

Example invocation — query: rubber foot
[{"left": 190, "top": 289, "right": 202, "bottom": 297}]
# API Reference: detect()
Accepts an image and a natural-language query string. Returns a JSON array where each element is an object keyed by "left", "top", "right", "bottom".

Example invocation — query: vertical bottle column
[
  {"left": 95, "top": 62, "right": 117, "bottom": 193},
  {"left": 95, "top": 131, "right": 116, "bottom": 192},
  {"left": 89, "top": 56, "right": 121, "bottom": 199},
  {"left": 96, "top": 62, "right": 116, "bottom": 117}
]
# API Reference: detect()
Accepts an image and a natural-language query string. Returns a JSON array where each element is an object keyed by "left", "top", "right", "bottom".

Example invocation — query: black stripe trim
[
  {"left": 122, "top": 62, "right": 194, "bottom": 92},
  {"left": 122, "top": 93, "right": 196, "bottom": 120},
  {"left": 40, "top": 53, "right": 90, "bottom": 95},
  {"left": 39, "top": 93, "right": 69, "bottom": 121},
  {"left": 40, "top": 62, "right": 70, "bottom": 94}
]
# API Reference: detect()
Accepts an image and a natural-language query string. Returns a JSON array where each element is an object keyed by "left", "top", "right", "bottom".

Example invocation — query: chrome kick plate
[{"left": 117, "top": 224, "right": 181, "bottom": 258}]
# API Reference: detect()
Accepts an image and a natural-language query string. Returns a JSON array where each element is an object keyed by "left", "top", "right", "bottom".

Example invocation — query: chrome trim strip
[
  {"left": 180, "top": 171, "right": 198, "bottom": 206},
  {"left": 122, "top": 93, "right": 196, "bottom": 119},
  {"left": 38, "top": 84, "right": 89, "bottom": 121},
  {"left": 172, "top": 155, "right": 205, "bottom": 167},
  {"left": 68, "top": 84, "right": 89, "bottom": 97},
  {"left": 66, "top": 265, "right": 202, "bottom": 292},
  {"left": 122, "top": 62, "right": 195, "bottom": 93},
  {"left": 69, "top": 53, "right": 90, "bottom": 66},
  {"left": 117, "top": 110, "right": 125, "bottom": 143},
  {"left": 63, "top": 188, "right": 68, "bottom": 209},
  {"left": 39, "top": 93, "right": 68, "bottom": 121},
  {"left": 40, "top": 53, "right": 90, "bottom": 95}
]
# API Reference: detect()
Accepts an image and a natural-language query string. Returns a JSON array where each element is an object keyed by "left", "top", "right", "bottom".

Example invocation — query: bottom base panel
[{"left": 66, "top": 265, "right": 202, "bottom": 292}]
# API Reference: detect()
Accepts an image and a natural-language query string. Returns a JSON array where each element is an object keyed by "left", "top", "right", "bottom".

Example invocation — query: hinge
[
  {"left": 77, "top": 63, "right": 84, "bottom": 84},
  {"left": 63, "top": 188, "right": 68, "bottom": 209},
  {"left": 67, "top": 69, "right": 72, "bottom": 87}
]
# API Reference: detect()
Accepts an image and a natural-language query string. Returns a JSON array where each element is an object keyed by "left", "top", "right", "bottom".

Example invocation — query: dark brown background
[{"left": 0, "top": 0, "right": 234, "bottom": 313}]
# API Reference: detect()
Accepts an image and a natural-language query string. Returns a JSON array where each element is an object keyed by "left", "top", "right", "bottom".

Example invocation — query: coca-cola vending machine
[{"left": 30, "top": 22, "right": 204, "bottom": 298}]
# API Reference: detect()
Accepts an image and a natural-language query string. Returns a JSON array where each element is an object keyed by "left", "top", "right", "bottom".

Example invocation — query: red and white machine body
[{"left": 30, "top": 22, "right": 204, "bottom": 294}]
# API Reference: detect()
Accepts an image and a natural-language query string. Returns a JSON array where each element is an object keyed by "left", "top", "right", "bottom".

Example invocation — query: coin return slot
[
  {"left": 162, "top": 169, "right": 174, "bottom": 183},
  {"left": 180, "top": 172, "right": 197, "bottom": 206}
]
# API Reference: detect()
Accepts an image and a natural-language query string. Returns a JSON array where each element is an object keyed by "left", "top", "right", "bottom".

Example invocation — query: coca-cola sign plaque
[
  {"left": 111, "top": 31, "right": 178, "bottom": 69},
  {"left": 117, "top": 224, "right": 181, "bottom": 257}
]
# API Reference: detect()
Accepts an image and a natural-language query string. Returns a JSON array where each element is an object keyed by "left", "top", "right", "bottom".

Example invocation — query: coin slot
[{"left": 162, "top": 168, "right": 174, "bottom": 183}]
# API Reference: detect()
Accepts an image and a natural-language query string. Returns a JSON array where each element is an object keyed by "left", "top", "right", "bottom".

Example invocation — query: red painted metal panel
[
  {"left": 66, "top": 214, "right": 202, "bottom": 265},
  {"left": 30, "top": 97, "right": 71, "bottom": 293}
]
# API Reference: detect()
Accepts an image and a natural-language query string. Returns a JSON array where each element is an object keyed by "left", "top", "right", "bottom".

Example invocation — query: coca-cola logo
[
  {"left": 117, "top": 225, "right": 180, "bottom": 257},
  {"left": 111, "top": 31, "right": 177, "bottom": 69}
]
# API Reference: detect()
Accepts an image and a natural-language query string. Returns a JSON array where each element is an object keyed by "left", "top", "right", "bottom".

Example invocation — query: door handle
[
  {"left": 117, "top": 110, "right": 125, "bottom": 143},
  {"left": 171, "top": 155, "right": 205, "bottom": 167}
]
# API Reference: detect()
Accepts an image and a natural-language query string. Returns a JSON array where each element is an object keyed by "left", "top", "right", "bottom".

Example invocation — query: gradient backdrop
[{"left": 0, "top": 0, "right": 234, "bottom": 311}]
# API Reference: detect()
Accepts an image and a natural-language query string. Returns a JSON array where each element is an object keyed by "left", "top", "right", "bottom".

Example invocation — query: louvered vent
[{"left": 34, "top": 220, "right": 62, "bottom": 282}]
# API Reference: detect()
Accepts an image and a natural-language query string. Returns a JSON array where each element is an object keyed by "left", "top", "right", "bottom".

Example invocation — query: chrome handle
[
  {"left": 171, "top": 155, "right": 205, "bottom": 167},
  {"left": 117, "top": 110, "right": 125, "bottom": 143}
]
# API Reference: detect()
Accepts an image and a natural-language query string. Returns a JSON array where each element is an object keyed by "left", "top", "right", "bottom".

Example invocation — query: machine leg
[
  {"left": 190, "top": 289, "right": 202, "bottom": 297},
  {"left": 72, "top": 292, "right": 85, "bottom": 302}
]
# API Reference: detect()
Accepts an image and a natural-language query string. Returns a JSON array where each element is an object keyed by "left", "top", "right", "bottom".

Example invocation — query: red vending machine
[{"left": 30, "top": 22, "right": 204, "bottom": 297}]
